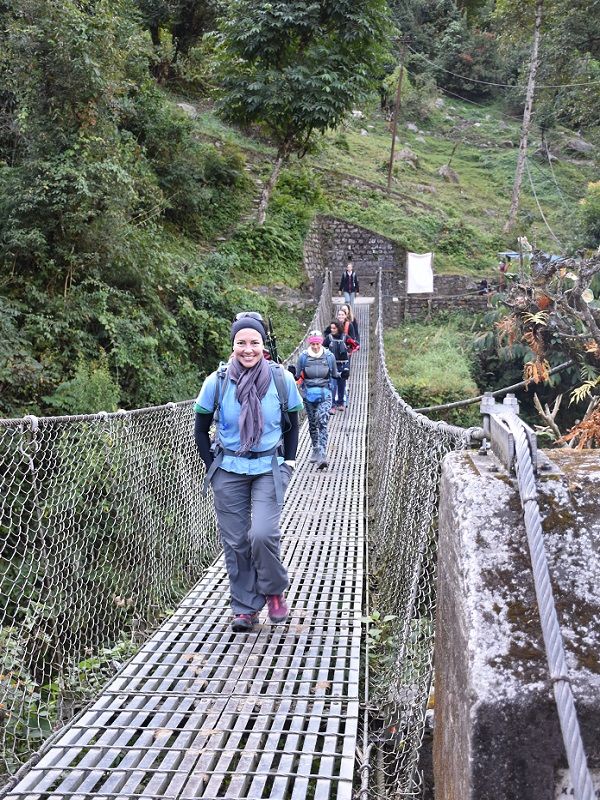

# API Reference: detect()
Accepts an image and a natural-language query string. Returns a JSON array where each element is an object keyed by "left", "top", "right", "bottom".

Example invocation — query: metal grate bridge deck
[{"left": 5, "top": 303, "right": 370, "bottom": 800}]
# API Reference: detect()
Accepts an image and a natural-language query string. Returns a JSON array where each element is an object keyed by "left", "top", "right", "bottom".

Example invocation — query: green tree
[
  {"left": 495, "top": 0, "right": 600, "bottom": 134},
  {"left": 389, "top": 0, "right": 504, "bottom": 100},
  {"left": 216, "top": 0, "right": 392, "bottom": 223},
  {"left": 0, "top": 0, "right": 251, "bottom": 416},
  {"left": 496, "top": 0, "right": 544, "bottom": 233}
]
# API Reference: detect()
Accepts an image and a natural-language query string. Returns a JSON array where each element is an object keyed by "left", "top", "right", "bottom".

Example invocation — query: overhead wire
[
  {"left": 525, "top": 157, "right": 563, "bottom": 246},
  {"left": 407, "top": 45, "right": 600, "bottom": 89}
]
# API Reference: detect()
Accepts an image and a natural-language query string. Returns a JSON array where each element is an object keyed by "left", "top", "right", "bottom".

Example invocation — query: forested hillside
[{"left": 1, "top": 0, "right": 598, "bottom": 418}]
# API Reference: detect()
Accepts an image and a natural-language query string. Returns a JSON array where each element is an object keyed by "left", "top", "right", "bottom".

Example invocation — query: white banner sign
[{"left": 406, "top": 252, "right": 434, "bottom": 294}]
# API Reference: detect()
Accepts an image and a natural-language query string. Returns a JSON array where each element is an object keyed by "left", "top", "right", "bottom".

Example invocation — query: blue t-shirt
[{"left": 194, "top": 365, "right": 303, "bottom": 475}]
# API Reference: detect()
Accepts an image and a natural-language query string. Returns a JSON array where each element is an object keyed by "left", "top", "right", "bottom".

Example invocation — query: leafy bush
[
  {"left": 382, "top": 66, "right": 438, "bottom": 121},
  {"left": 44, "top": 352, "right": 120, "bottom": 415},
  {"left": 223, "top": 220, "right": 305, "bottom": 286},
  {"left": 578, "top": 181, "right": 600, "bottom": 248},
  {"left": 221, "top": 167, "right": 325, "bottom": 289}
]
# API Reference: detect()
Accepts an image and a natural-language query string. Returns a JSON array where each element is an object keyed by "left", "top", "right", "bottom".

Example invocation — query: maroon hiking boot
[
  {"left": 266, "top": 594, "right": 289, "bottom": 623},
  {"left": 231, "top": 612, "right": 260, "bottom": 633}
]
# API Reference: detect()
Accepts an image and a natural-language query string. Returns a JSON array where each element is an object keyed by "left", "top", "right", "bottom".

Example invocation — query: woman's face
[
  {"left": 308, "top": 340, "right": 321, "bottom": 354},
  {"left": 336, "top": 310, "right": 347, "bottom": 324},
  {"left": 233, "top": 328, "right": 264, "bottom": 369},
  {"left": 331, "top": 323, "right": 340, "bottom": 336}
]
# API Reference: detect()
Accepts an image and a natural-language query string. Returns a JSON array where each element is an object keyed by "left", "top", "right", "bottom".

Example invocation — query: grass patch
[
  {"left": 175, "top": 96, "right": 596, "bottom": 279},
  {"left": 308, "top": 96, "right": 596, "bottom": 275},
  {"left": 384, "top": 315, "right": 482, "bottom": 427}
]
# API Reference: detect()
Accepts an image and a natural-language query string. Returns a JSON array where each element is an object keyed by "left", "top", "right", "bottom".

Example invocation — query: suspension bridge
[
  {"left": 2, "top": 272, "right": 595, "bottom": 799},
  {"left": 1, "top": 305, "right": 367, "bottom": 799}
]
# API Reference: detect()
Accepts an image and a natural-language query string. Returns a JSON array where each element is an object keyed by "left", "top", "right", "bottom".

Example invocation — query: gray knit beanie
[{"left": 230, "top": 316, "right": 267, "bottom": 343}]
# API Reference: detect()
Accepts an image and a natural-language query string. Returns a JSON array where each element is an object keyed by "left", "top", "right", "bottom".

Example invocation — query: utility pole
[
  {"left": 387, "top": 38, "right": 409, "bottom": 193},
  {"left": 503, "top": 0, "right": 544, "bottom": 233}
]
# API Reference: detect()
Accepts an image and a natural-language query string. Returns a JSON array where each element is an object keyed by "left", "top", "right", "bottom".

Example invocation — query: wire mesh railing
[
  {"left": 366, "top": 270, "right": 477, "bottom": 798},
  {"left": 0, "top": 273, "right": 333, "bottom": 785},
  {"left": 0, "top": 402, "right": 218, "bottom": 782}
]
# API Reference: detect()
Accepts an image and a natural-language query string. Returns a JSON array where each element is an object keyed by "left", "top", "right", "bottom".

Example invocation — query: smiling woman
[
  {"left": 233, "top": 328, "right": 264, "bottom": 369},
  {"left": 193, "top": 313, "right": 304, "bottom": 633}
]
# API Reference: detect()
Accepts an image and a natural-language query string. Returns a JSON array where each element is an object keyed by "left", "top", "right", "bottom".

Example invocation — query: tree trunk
[
  {"left": 257, "top": 149, "right": 286, "bottom": 225},
  {"left": 503, "top": 0, "right": 544, "bottom": 234}
]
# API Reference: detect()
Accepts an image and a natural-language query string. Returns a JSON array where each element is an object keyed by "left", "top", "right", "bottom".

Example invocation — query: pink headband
[{"left": 307, "top": 335, "right": 323, "bottom": 344}]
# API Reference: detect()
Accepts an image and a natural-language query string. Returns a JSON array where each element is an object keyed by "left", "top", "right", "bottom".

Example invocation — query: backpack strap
[
  {"left": 296, "top": 352, "right": 307, "bottom": 380},
  {"left": 212, "top": 362, "right": 228, "bottom": 431},
  {"left": 203, "top": 363, "right": 228, "bottom": 495},
  {"left": 269, "top": 361, "right": 291, "bottom": 433}
]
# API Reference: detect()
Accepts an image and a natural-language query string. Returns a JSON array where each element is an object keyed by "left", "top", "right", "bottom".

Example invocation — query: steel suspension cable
[{"left": 414, "top": 360, "right": 574, "bottom": 413}]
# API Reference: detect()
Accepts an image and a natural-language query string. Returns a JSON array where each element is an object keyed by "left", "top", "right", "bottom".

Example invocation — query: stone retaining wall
[{"left": 303, "top": 215, "right": 489, "bottom": 321}]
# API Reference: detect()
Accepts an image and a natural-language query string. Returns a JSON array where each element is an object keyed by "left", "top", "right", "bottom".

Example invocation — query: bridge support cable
[{"left": 364, "top": 269, "right": 477, "bottom": 798}]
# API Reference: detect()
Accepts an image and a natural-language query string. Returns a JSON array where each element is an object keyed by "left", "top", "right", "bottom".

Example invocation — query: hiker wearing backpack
[
  {"left": 324, "top": 321, "right": 358, "bottom": 413},
  {"left": 194, "top": 313, "right": 303, "bottom": 633},
  {"left": 295, "top": 330, "right": 339, "bottom": 470},
  {"left": 339, "top": 303, "right": 360, "bottom": 343},
  {"left": 324, "top": 305, "right": 359, "bottom": 345}
]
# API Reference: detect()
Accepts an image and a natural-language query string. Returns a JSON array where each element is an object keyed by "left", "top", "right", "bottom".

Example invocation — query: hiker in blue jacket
[
  {"left": 194, "top": 313, "right": 303, "bottom": 633},
  {"left": 295, "top": 330, "right": 339, "bottom": 470}
]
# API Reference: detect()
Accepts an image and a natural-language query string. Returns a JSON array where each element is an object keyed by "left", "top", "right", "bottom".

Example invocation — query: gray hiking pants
[{"left": 211, "top": 465, "right": 292, "bottom": 615}]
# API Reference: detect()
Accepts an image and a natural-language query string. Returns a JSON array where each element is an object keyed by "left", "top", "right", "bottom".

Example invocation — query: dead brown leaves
[{"left": 558, "top": 406, "right": 600, "bottom": 449}]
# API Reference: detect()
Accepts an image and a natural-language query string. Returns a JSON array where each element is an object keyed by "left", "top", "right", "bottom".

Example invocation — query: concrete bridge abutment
[{"left": 434, "top": 449, "right": 600, "bottom": 799}]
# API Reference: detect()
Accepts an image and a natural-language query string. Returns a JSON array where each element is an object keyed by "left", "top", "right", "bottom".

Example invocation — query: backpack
[
  {"left": 296, "top": 349, "right": 336, "bottom": 382},
  {"left": 327, "top": 335, "right": 349, "bottom": 363},
  {"left": 212, "top": 361, "right": 291, "bottom": 439}
]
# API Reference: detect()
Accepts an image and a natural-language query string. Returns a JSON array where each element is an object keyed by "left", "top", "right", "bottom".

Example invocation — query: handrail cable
[
  {"left": 414, "top": 359, "right": 573, "bottom": 413},
  {"left": 525, "top": 157, "right": 563, "bottom": 246},
  {"left": 407, "top": 44, "right": 600, "bottom": 89}
]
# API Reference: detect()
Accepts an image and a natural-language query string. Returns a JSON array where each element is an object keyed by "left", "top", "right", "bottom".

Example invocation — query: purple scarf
[{"left": 228, "top": 356, "right": 272, "bottom": 453}]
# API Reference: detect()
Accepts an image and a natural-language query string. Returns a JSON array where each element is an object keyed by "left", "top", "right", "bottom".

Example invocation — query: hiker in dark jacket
[
  {"left": 323, "top": 321, "right": 358, "bottom": 413},
  {"left": 338, "top": 261, "right": 359, "bottom": 306}
]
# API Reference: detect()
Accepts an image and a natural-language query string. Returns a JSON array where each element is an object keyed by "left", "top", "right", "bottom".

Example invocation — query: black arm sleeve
[
  {"left": 194, "top": 412, "right": 214, "bottom": 468},
  {"left": 283, "top": 411, "right": 299, "bottom": 460}
]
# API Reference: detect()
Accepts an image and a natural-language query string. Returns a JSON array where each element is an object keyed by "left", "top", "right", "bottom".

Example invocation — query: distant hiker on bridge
[
  {"left": 194, "top": 312, "right": 303, "bottom": 633},
  {"left": 295, "top": 330, "right": 339, "bottom": 470},
  {"left": 337, "top": 305, "right": 360, "bottom": 345},
  {"left": 324, "top": 321, "right": 357, "bottom": 413},
  {"left": 339, "top": 260, "right": 359, "bottom": 307},
  {"left": 324, "top": 305, "right": 359, "bottom": 345}
]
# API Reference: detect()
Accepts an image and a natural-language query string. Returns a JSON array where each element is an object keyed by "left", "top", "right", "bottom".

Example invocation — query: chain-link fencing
[
  {"left": 365, "top": 271, "right": 478, "bottom": 798},
  {"left": 0, "top": 402, "right": 218, "bottom": 781},
  {"left": 0, "top": 273, "right": 332, "bottom": 784}
]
